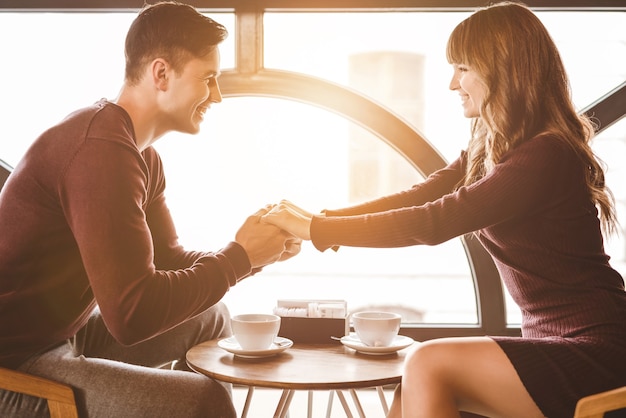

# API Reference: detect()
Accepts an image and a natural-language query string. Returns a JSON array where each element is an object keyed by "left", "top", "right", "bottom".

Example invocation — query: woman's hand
[{"left": 261, "top": 200, "right": 313, "bottom": 241}]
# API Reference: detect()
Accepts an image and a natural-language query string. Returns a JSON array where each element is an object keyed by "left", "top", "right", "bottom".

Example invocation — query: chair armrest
[
  {"left": 0, "top": 367, "right": 79, "bottom": 418},
  {"left": 574, "top": 386, "right": 626, "bottom": 418}
]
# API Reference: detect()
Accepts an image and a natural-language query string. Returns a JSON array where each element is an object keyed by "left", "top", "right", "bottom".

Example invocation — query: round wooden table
[{"left": 186, "top": 340, "right": 412, "bottom": 418}]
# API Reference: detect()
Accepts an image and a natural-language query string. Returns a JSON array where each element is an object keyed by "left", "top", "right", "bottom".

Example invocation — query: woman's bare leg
[{"left": 394, "top": 337, "right": 545, "bottom": 418}]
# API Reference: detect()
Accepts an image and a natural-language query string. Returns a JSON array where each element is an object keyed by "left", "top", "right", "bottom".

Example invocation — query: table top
[{"left": 186, "top": 339, "right": 411, "bottom": 391}]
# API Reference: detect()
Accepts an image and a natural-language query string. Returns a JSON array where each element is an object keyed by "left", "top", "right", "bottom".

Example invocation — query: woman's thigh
[{"left": 402, "top": 336, "right": 545, "bottom": 418}]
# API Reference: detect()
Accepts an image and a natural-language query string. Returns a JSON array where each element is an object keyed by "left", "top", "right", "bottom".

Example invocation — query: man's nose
[{"left": 210, "top": 79, "right": 223, "bottom": 104}]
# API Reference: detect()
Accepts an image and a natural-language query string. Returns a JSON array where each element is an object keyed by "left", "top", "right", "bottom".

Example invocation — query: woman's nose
[{"left": 449, "top": 73, "right": 459, "bottom": 91}]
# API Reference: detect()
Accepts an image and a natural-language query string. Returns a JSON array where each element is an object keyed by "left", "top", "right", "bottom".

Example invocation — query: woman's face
[{"left": 449, "top": 63, "right": 487, "bottom": 118}]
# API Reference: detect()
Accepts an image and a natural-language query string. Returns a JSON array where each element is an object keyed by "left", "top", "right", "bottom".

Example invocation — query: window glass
[
  {"left": 0, "top": 11, "right": 234, "bottom": 166},
  {"left": 537, "top": 12, "right": 626, "bottom": 110},
  {"left": 264, "top": 12, "right": 472, "bottom": 163},
  {"left": 264, "top": 11, "right": 626, "bottom": 159},
  {"left": 592, "top": 118, "right": 626, "bottom": 279}
]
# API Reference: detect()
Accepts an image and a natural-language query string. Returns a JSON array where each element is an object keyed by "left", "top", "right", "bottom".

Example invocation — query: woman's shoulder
[
  {"left": 518, "top": 133, "right": 571, "bottom": 153},
  {"left": 505, "top": 134, "right": 578, "bottom": 164},
  {"left": 495, "top": 134, "right": 586, "bottom": 189}
]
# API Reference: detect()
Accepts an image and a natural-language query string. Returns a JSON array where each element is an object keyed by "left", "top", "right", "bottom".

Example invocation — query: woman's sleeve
[{"left": 311, "top": 136, "right": 571, "bottom": 251}]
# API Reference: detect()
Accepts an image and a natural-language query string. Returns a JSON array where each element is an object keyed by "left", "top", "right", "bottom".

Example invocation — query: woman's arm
[
  {"left": 262, "top": 153, "right": 466, "bottom": 240},
  {"left": 309, "top": 136, "right": 574, "bottom": 251}
]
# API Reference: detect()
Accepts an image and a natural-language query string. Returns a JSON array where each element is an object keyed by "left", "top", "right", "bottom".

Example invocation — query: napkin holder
[{"left": 274, "top": 299, "right": 348, "bottom": 344}]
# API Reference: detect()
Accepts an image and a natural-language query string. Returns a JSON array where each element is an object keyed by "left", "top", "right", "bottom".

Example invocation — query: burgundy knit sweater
[
  {"left": 310, "top": 134, "right": 626, "bottom": 417},
  {"left": 0, "top": 101, "right": 251, "bottom": 369}
]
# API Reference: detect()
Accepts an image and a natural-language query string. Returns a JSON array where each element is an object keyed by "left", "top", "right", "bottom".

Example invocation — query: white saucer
[
  {"left": 218, "top": 336, "right": 293, "bottom": 358},
  {"left": 340, "top": 333, "right": 414, "bottom": 355}
]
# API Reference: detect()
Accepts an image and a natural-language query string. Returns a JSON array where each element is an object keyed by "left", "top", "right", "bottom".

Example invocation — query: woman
[{"left": 262, "top": 2, "right": 626, "bottom": 417}]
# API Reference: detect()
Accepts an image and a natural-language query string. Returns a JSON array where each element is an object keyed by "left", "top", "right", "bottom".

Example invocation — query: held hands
[
  {"left": 260, "top": 200, "right": 313, "bottom": 241},
  {"left": 235, "top": 205, "right": 302, "bottom": 270}
]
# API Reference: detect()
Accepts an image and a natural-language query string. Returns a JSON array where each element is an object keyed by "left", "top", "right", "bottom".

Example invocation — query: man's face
[{"left": 161, "top": 47, "right": 222, "bottom": 135}]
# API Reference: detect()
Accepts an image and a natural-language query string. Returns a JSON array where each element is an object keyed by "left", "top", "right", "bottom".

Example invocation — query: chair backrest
[{"left": 0, "top": 158, "right": 11, "bottom": 191}]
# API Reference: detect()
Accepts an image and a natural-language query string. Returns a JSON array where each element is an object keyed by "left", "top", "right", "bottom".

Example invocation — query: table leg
[
  {"left": 377, "top": 386, "right": 390, "bottom": 415},
  {"left": 241, "top": 386, "right": 254, "bottom": 418},
  {"left": 349, "top": 389, "right": 366, "bottom": 418},
  {"left": 284, "top": 390, "right": 296, "bottom": 418},
  {"left": 326, "top": 390, "right": 334, "bottom": 418},
  {"left": 307, "top": 391, "right": 314, "bottom": 418},
  {"left": 335, "top": 390, "right": 354, "bottom": 418},
  {"left": 274, "top": 389, "right": 295, "bottom": 418}
]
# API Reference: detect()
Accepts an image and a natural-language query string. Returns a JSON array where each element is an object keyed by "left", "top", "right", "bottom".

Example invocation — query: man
[{"left": 0, "top": 2, "right": 300, "bottom": 417}]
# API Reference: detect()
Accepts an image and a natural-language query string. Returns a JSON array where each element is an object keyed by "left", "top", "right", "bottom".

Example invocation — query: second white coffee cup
[
  {"left": 231, "top": 313, "right": 281, "bottom": 351},
  {"left": 352, "top": 311, "right": 401, "bottom": 347}
]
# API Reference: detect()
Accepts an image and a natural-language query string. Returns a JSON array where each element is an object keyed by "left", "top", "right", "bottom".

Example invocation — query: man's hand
[{"left": 235, "top": 205, "right": 302, "bottom": 270}]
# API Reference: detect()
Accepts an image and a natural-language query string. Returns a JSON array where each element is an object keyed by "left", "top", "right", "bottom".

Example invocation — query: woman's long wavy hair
[{"left": 446, "top": 1, "right": 617, "bottom": 234}]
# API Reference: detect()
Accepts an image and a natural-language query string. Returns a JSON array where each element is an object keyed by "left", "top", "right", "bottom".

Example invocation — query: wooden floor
[{"left": 232, "top": 385, "right": 396, "bottom": 418}]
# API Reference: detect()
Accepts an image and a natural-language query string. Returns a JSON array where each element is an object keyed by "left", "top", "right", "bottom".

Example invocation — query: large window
[{"left": 0, "top": 8, "right": 623, "bottom": 332}]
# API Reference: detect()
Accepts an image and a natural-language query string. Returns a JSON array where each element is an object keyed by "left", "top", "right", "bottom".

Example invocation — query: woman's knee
[
  {"left": 403, "top": 338, "right": 467, "bottom": 387},
  {"left": 405, "top": 340, "right": 447, "bottom": 371}
]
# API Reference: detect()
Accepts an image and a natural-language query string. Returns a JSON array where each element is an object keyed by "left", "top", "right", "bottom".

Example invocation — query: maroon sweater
[
  {"left": 311, "top": 135, "right": 626, "bottom": 417},
  {"left": 0, "top": 101, "right": 251, "bottom": 369}
]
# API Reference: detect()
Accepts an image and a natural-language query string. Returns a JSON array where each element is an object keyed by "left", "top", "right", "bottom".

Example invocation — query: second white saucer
[{"left": 340, "top": 333, "right": 414, "bottom": 355}]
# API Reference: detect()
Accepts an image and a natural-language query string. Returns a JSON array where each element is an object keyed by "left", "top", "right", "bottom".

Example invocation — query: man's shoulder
[{"left": 57, "top": 100, "right": 135, "bottom": 148}]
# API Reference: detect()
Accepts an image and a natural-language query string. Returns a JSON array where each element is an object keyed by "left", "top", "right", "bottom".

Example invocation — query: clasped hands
[
  {"left": 235, "top": 200, "right": 313, "bottom": 270},
  {"left": 262, "top": 199, "right": 313, "bottom": 241}
]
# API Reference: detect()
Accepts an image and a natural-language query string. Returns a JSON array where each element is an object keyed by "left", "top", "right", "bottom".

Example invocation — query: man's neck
[{"left": 114, "top": 84, "right": 165, "bottom": 151}]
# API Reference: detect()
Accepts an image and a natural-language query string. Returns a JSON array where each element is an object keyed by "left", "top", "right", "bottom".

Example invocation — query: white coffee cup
[
  {"left": 352, "top": 311, "right": 401, "bottom": 347},
  {"left": 231, "top": 313, "right": 281, "bottom": 351}
]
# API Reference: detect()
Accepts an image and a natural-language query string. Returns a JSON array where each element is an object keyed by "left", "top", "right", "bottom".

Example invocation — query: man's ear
[{"left": 151, "top": 58, "right": 169, "bottom": 91}]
